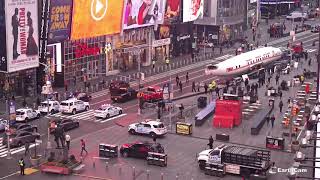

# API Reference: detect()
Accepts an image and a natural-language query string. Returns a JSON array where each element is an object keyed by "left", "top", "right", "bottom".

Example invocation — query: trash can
[{"left": 197, "top": 96, "right": 207, "bottom": 108}]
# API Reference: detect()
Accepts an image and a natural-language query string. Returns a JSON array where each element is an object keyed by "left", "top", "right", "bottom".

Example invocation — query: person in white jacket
[{"left": 65, "top": 134, "right": 71, "bottom": 150}]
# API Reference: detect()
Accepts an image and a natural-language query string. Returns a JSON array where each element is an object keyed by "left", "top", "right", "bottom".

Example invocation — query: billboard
[
  {"left": 123, "top": 0, "right": 166, "bottom": 30},
  {"left": 164, "top": 0, "right": 180, "bottom": 24},
  {"left": 154, "top": 25, "right": 170, "bottom": 40},
  {"left": 5, "top": 0, "right": 39, "bottom": 73},
  {"left": 48, "top": 0, "right": 73, "bottom": 44},
  {"left": 71, "top": 0, "right": 124, "bottom": 40},
  {"left": 0, "top": 0, "right": 7, "bottom": 72},
  {"left": 183, "top": 0, "right": 203, "bottom": 22}
]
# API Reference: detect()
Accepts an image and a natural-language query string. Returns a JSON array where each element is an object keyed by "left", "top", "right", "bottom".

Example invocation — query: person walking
[
  {"left": 215, "top": 87, "right": 220, "bottom": 97},
  {"left": 186, "top": 72, "right": 189, "bottom": 83},
  {"left": 176, "top": 75, "right": 179, "bottom": 86},
  {"left": 270, "top": 115, "right": 275, "bottom": 128},
  {"left": 279, "top": 90, "right": 283, "bottom": 99},
  {"left": 204, "top": 83, "right": 208, "bottom": 94},
  {"left": 308, "top": 58, "right": 312, "bottom": 66},
  {"left": 275, "top": 75, "right": 280, "bottom": 85},
  {"left": 197, "top": 82, "right": 200, "bottom": 92},
  {"left": 267, "top": 76, "right": 271, "bottom": 84},
  {"left": 80, "top": 139, "right": 88, "bottom": 156},
  {"left": 65, "top": 134, "right": 71, "bottom": 150},
  {"left": 179, "top": 81, "right": 183, "bottom": 93},
  {"left": 24, "top": 142, "right": 30, "bottom": 156},
  {"left": 220, "top": 46, "right": 223, "bottom": 54},
  {"left": 279, "top": 100, "right": 284, "bottom": 113},
  {"left": 18, "top": 158, "right": 25, "bottom": 175},
  {"left": 165, "top": 57, "right": 170, "bottom": 67},
  {"left": 152, "top": 59, "right": 156, "bottom": 69},
  {"left": 207, "top": 136, "right": 214, "bottom": 149},
  {"left": 192, "top": 81, "right": 196, "bottom": 92}
]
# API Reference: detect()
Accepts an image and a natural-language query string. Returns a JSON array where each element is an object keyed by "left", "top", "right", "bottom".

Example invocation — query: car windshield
[
  {"left": 147, "top": 87, "right": 155, "bottom": 92},
  {"left": 40, "top": 102, "right": 51, "bottom": 106},
  {"left": 60, "top": 102, "right": 70, "bottom": 106},
  {"left": 16, "top": 111, "right": 25, "bottom": 115},
  {"left": 98, "top": 107, "right": 108, "bottom": 110},
  {"left": 154, "top": 124, "right": 164, "bottom": 128}
]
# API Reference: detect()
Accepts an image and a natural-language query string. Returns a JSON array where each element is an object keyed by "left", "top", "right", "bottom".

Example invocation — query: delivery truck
[{"left": 197, "top": 144, "right": 272, "bottom": 178}]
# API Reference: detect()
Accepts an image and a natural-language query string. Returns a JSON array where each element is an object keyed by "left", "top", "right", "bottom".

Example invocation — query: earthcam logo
[{"left": 91, "top": 0, "right": 108, "bottom": 21}]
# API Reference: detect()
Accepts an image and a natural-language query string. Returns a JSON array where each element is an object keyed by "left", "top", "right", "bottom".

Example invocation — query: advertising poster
[
  {"left": 71, "top": 0, "right": 124, "bottom": 40},
  {"left": 164, "top": 0, "right": 180, "bottom": 24},
  {"left": 154, "top": 24, "right": 170, "bottom": 40},
  {"left": 183, "top": 0, "right": 203, "bottom": 22},
  {"left": 5, "top": 0, "right": 39, "bottom": 73},
  {"left": 0, "top": 1, "right": 7, "bottom": 72},
  {"left": 123, "top": 0, "right": 166, "bottom": 29},
  {"left": 48, "top": 0, "right": 73, "bottom": 44}
]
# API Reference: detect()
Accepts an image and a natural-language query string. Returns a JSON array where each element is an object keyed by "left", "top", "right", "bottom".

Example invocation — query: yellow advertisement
[{"left": 176, "top": 123, "right": 191, "bottom": 135}]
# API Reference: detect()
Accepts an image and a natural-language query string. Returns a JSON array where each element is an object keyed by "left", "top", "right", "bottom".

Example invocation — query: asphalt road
[{"left": 0, "top": 30, "right": 319, "bottom": 179}]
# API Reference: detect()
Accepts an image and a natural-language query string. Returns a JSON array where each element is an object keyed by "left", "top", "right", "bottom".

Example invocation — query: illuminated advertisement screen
[
  {"left": 5, "top": 0, "right": 39, "bottom": 73},
  {"left": 164, "top": 0, "right": 180, "bottom": 24},
  {"left": 48, "top": 0, "right": 73, "bottom": 44},
  {"left": 123, "top": 0, "right": 166, "bottom": 29},
  {"left": 182, "top": 0, "right": 203, "bottom": 22},
  {"left": 71, "top": 0, "right": 124, "bottom": 40}
]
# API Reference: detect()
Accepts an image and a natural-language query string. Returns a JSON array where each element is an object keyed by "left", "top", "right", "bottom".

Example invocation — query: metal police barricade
[
  {"left": 147, "top": 152, "right": 167, "bottom": 167},
  {"left": 99, "top": 144, "right": 118, "bottom": 158},
  {"left": 266, "top": 136, "right": 285, "bottom": 150}
]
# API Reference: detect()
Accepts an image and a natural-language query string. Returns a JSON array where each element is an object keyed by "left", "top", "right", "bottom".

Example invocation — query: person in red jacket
[
  {"left": 80, "top": 139, "right": 88, "bottom": 156},
  {"left": 305, "top": 84, "right": 310, "bottom": 94}
]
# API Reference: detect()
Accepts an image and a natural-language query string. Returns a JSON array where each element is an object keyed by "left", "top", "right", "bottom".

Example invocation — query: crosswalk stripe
[
  {"left": 0, "top": 143, "right": 39, "bottom": 157},
  {"left": 99, "top": 114, "right": 127, "bottom": 123}
]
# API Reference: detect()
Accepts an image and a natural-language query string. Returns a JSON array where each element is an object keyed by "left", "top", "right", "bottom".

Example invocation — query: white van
[
  {"left": 38, "top": 100, "right": 60, "bottom": 114},
  {"left": 60, "top": 98, "right": 90, "bottom": 115}
]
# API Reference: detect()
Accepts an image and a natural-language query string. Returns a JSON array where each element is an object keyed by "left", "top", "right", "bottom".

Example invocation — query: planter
[
  {"left": 30, "top": 156, "right": 42, "bottom": 167},
  {"left": 291, "top": 141, "right": 300, "bottom": 152}
]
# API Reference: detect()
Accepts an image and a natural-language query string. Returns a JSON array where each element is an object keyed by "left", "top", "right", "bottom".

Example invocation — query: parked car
[
  {"left": 11, "top": 123, "right": 38, "bottom": 133},
  {"left": 120, "top": 141, "right": 164, "bottom": 159},
  {"left": 139, "top": 86, "right": 163, "bottom": 102},
  {"left": 38, "top": 100, "right": 60, "bottom": 114},
  {"left": 49, "top": 119, "right": 79, "bottom": 133},
  {"left": 73, "top": 92, "right": 92, "bottom": 102},
  {"left": 128, "top": 120, "right": 167, "bottom": 138},
  {"left": 15, "top": 108, "right": 41, "bottom": 122},
  {"left": 60, "top": 98, "right": 90, "bottom": 114},
  {"left": 311, "top": 25, "right": 320, "bottom": 33},
  {"left": 286, "top": 11, "right": 308, "bottom": 21},
  {"left": 94, "top": 104, "right": 123, "bottom": 119},
  {"left": 2, "top": 131, "right": 40, "bottom": 148},
  {"left": 109, "top": 81, "right": 137, "bottom": 103}
]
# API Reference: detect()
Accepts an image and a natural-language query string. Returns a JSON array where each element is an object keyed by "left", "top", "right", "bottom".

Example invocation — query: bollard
[
  {"left": 132, "top": 166, "right": 136, "bottom": 180},
  {"left": 118, "top": 165, "right": 122, "bottom": 175},
  {"left": 161, "top": 173, "right": 164, "bottom": 180},
  {"left": 105, "top": 161, "right": 109, "bottom": 169},
  {"left": 93, "top": 159, "right": 95, "bottom": 168},
  {"left": 146, "top": 170, "right": 150, "bottom": 180}
]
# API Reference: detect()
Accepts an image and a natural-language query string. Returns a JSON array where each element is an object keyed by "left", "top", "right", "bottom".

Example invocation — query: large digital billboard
[
  {"left": 123, "top": 0, "right": 166, "bottom": 30},
  {"left": 164, "top": 0, "right": 180, "bottom": 24},
  {"left": 0, "top": 0, "right": 7, "bottom": 72},
  {"left": 183, "top": 0, "right": 203, "bottom": 22},
  {"left": 5, "top": 0, "right": 39, "bottom": 73},
  {"left": 48, "top": 0, "right": 73, "bottom": 44},
  {"left": 71, "top": 0, "right": 124, "bottom": 40}
]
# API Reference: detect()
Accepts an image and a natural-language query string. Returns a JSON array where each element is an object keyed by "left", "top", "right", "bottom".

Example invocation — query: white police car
[
  {"left": 60, "top": 98, "right": 90, "bottom": 115},
  {"left": 128, "top": 120, "right": 167, "bottom": 138},
  {"left": 38, "top": 100, "right": 60, "bottom": 114},
  {"left": 16, "top": 108, "right": 41, "bottom": 122},
  {"left": 94, "top": 104, "right": 123, "bottom": 119}
]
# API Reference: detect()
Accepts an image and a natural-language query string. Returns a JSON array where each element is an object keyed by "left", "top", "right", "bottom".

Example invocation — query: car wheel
[
  {"left": 129, "top": 129, "right": 136, "bottom": 135},
  {"left": 50, "top": 109, "right": 55, "bottom": 114},
  {"left": 199, "top": 160, "right": 206, "bottom": 170},
  {"left": 122, "top": 151, "right": 129, "bottom": 158},
  {"left": 85, "top": 106, "right": 89, "bottom": 111},
  {"left": 72, "top": 109, "right": 76, "bottom": 115},
  {"left": 119, "top": 110, "right": 122, "bottom": 115},
  {"left": 149, "top": 132, "right": 156, "bottom": 138},
  {"left": 106, "top": 114, "right": 110, "bottom": 119}
]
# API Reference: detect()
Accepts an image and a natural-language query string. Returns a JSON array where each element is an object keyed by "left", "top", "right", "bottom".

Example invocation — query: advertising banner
[
  {"left": 164, "top": 0, "right": 180, "bottom": 24},
  {"left": 123, "top": 0, "right": 166, "bottom": 30},
  {"left": 0, "top": 1, "right": 7, "bottom": 72},
  {"left": 71, "top": 0, "right": 124, "bottom": 40},
  {"left": 182, "top": 0, "right": 203, "bottom": 22},
  {"left": 48, "top": 0, "right": 73, "bottom": 44},
  {"left": 154, "top": 24, "right": 170, "bottom": 40},
  {"left": 5, "top": 0, "right": 39, "bottom": 73}
]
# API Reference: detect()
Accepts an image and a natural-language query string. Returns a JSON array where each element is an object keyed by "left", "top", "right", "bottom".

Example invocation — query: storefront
[
  {"left": 152, "top": 38, "right": 170, "bottom": 62},
  {"left": 171, "top": 24, "right": 193, "bottom": 57}
]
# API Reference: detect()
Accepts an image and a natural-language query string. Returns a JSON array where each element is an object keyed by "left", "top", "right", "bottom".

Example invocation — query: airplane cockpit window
[{"left": 207, "top": 65, "right": 218, "bottom": 70}]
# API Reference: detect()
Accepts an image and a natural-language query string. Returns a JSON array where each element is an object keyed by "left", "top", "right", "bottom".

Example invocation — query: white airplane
[{"left": 205, "top": 46, "right": 284, "bottom": 76}]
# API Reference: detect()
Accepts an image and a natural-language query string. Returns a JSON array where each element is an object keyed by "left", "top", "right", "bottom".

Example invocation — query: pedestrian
[
  {"left": 24, "top": 142, "right": 30, "bottom": 156},
  {"left": 192, "top": 81, "right": 196, "bottom": 92},
  {"left": 197, "top": 82, "right": 200, "bottom": 92},
  {"left": 244, "top": 78, "right": 249, "bottom": 87},
  {"left": 275, "top": 75, "right": 279, "bottom": 85},
  {"left": 220, "top": 46, "right": 223, "bottom": 54},
  {"left": 176, "top": 75, "right": 179, "bottom": 86},
  {"left": 186, "top": 72, "right": 189, "bottom": 83},
  {"left": 215, "top": 87, "right": 220, "bottom": 97},
  {"left": 165, "top": 57, "right": 169, "bottom": 67},
  {"left": 279, "top": 90, "right": 283, "bottom": 99},
  {"left": 266, "top": 116, "right": 270, "bottom": 126},
  {"left": 80, "top": 139, "right": 88, "bottom": 156},
  {"left": 18, "top": 158, "right": 25, "bottom": 175},
  {"left": 204, "top": 83, "right": 208, "bottom": 94},
  {"left": 267, "top": 76, "right": 271, "bottom": 84},
  {"left": 308, "top": 58, "right": 312, "bottom": 66},
  {"left": 65, "top": 134, "right": 71, "bottom": 150},
  {"left": 270, "top": 115, "right": 275, "bottom": 128},
  {"left": 279, "top": 100, "right": 284, "bottom": 113},
  {"left": 179, "top": 81, "right": 183, "bottom": 93},
  {"left": 246, "top": 85, "right": 250, "bottom": 93},
  {"left": 153, "top": 136, "right": 157, "bottom": 143},
  {"left": 207, "top": 136, "right": 214, "bottom": 149},
  {"left": 300, "top": 75, "right": 305, "bottom": 84},
  {"left": 152, "top": 59, "right": 155, "bottom": 69}
]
